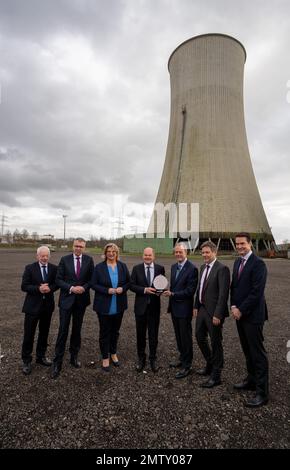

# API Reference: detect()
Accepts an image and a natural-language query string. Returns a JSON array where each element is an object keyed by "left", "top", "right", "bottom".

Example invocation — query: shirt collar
[
  {"left": 241, "top": 250, "right": 252, "bottom": 262},
  {"left": 178, "top": 258, "right": 187, "bottom": 268},
  {"left": 206, "top": 258, "right": 216, "bottom": 269},
  {"left": 73, "top": 254, "right": 82, "bottom": 260},
  {"left": 39, "top": 262, "right": 47, "bottom": 268},
  {"left": 144, "top": 262, "right": 154, "bottom": 269}
]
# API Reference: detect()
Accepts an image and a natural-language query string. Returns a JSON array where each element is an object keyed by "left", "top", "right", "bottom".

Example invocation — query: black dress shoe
[
  {"left": 101, "top": 365, "right": 110, "bottom": 372},
  {"left": 22, "top": 362, "right": 32, "bottom": 375},
  {"left": 51, "top": 363, "right": 61, "bottom": 379},
  {"left": 244, "top": 394, "right": 269, "bottom": 408},
  {"left": 111, "top": 355, "right": 120, "bottom": 367},
  {"left": 70, "top": 357, "right": 81, "bottom": 368},
  {"left": 136, "top": 359, "right": 146, "bottom": 372},
  {"left": 200, "top": 378, "right": 221, "bottom": 388},
  {"left": 169, "top": 361, "right": 182, "bottom": 368},
  {"left": 150, "top": 360, "right": 159, "bottom": 373},
  {"left": 36, "top": 357, "right": 52, "bottom": 366},
  {"left": 175, "top": 368, "right": 191, "bottom": 379},
  {"left": 196, "top": 366, "right": 212, "bottom": 376},
  {"left": 234, "top": 380, "right": 256, "bottom": 391}
]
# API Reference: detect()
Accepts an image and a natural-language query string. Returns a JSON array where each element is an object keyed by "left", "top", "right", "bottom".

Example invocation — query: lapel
[
  {"left": 153, "top": 263, "right": 157, "bottom": 282},
  {"left": 171, "top": 263, "right": 178, "bottom": 286},
  {"left": 104, "top": 261, "right": 113, "bottom": 287},
  {"left": 46, "top": 262, "right": 52, "bottom": 281},
  {"left": 69, "top": 254, "right": 76, "bottom": 278},
  {"left": 35, "top": 262, "right": 44, "bottom": 283},
  {"left": 172, "top": 260, "right": 188, "bottom": 286},
  {"left": 202, "top": 260, "right": 218, "bottom": 295},
  {"left": 233, "top": 255, "right": 248, "bottom": 283},
  {"left": 142, "top": 263, "right": 152, "bottom": 287},
  {"left": 116, "top": 261, "right": 123, "bottom": 287},
  {"left": 237, "top": 253, "right": 254, "bottom": 281},
  {"left": 198, "top": 264, "right": 205, "bottom": 291},
  {"left": 207, "top": 260, "right": 218, "bottom": 283},
  {"left": 79, "top": 254, "right": 87, "bottom": 278}
]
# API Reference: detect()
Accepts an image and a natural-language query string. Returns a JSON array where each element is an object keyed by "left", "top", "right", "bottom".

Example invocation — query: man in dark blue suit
[
  {"left": 163, "top": 243, "right": 198, "bottom": 379},
  {"left": 21, "top": 246, "right": 58, "bottom": 375},
  {"left": 231, "top": 232, "right": 269, "bottom": 407},
  {"left": 130, "top": 247, "right": 165, "bottom": 373},
  {"left": 51, "top": 238, "right": 94, "bottom": 378}
]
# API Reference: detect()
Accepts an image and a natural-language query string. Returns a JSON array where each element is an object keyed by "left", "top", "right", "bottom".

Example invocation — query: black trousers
[
  {"left": 98, "top": 312, "right": 124, "bottom": 359},
  {"left": 135, "top": 305, "right": 160, "bottom": 361},
  {"left": 21, "top": 302, "right": 53, "bottom": 363},
  {"left": 195, "top": 306, "right": 224, "bottom": 378},
  {"left": 53, "top": 302, "right": 86, "bottom": 365},
  {"left": 237, "top": 320, "right": 269, "bottom": 397},
  {"left": 171, "top": 314, "right": 193, "bottom": 369}
]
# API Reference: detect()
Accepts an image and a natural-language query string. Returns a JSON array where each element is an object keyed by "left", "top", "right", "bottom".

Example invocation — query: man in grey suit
[{"left": 193, "top": 241, "right": 230, "bottom": 388}]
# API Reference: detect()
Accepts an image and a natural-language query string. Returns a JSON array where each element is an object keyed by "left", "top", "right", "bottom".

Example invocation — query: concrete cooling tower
[{"left": 147, "top": 33, "right": 274, "bottom": 252}]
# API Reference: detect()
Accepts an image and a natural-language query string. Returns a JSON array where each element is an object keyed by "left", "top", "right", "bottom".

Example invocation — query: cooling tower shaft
[{"left": 149, "top": 34, "right": 273, "bottom": 250}]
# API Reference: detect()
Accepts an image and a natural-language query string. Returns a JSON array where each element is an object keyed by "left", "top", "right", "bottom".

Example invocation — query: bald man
[
  {"left": 21, "top": 246, "right": 58, "bottom": 375},
  {"left": 130, "top": 247, "right": 165, "bottom": 372}
]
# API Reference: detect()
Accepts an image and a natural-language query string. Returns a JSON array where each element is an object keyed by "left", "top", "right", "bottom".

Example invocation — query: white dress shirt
[{"left": 199, "top": 258, "right": 216, "bottom": 303}]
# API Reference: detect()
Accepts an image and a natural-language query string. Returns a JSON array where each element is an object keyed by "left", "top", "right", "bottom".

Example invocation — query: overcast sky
[{"left": 0, "top": 0, "right": 289, "bottom": 242}]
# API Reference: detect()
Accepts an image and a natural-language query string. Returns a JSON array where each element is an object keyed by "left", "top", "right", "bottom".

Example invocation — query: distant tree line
[{"left": 1, "top": 230, "right": 124, "bottom": 250}]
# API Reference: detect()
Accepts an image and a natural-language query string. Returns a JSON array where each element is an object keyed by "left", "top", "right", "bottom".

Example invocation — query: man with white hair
[
  {"left": 21, "top": 246, "right": 58, "bottom": 375},
  {"left": 163, "top": 243, "right": 198, "bottom": 379}
]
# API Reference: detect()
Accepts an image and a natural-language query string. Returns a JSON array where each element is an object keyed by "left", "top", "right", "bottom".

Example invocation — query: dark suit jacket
[
  {"left": 91, "top": 260, "right": 131, "bottom": 314},
  {"left": 56, "top": 253, "right": 94, "bottom": 310},
  {"left": 195, "top": 260, "right": 230, "bottom": 320},
  {"left": 21, "top": 262, "right": 58, "bottom": 315},
  {"left": 230, "top": 253, "right": 268, "bottom": 324},
  {"left": 167, "top": 260, "right": 198, "bottom": 318},
  {"left": 130, "top": 263, "right": 165, "bottom": 316}
]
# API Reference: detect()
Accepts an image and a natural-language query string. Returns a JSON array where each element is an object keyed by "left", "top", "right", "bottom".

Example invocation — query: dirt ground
[{"left": 0, "top": 250, "right": 289, "bottom": 449}]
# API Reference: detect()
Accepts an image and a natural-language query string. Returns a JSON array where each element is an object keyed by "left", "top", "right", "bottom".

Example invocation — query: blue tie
[{"left": 175, "top": 264, "right": 182, "bottom": 280}]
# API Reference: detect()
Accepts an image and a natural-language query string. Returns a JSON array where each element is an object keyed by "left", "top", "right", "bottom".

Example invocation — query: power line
[{"left": 1, "top": 214, "right": 8, "bottom": 237}]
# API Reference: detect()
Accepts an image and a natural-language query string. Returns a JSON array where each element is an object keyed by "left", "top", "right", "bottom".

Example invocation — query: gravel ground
[{"left": 0, "top": 250, "right": 289, "bottom": 449}]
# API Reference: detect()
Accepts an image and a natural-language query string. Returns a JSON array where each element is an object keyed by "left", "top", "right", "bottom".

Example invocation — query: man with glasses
[{"left": 51, "top": 238, "right": 94, "bottom": 379}]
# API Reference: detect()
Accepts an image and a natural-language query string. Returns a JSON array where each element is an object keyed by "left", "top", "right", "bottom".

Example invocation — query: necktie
[
  {"left": 201, "top": 265, "right": 210, "bottom": 304},
  {"left": 76, "top": 257, "right": 81, "bottom": 279},
  {"left": 175, "top": 264, "right": 182, "bottom": 280},
  {"left": 146, "top": 266, "right": 151, "bottom": 286},
  {"left": 238, "top": 258, "right": 245, "bottom": 278},
  {"left": 41, "top": 265, "right": 48, "bottom": 282}
]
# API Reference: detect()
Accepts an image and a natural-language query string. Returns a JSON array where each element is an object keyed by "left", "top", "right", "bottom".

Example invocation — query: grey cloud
[
  {"left": 73, "top": 213, "right": 104, "bottom": 225},
  {"left": 0, "top": 190, "right": 22, "bottom": 207},
  {"left": 0, "top": 0, "right": 289, "bottom": 241},
  {"left": 0, "top": 0, "right": 124, "bottom": 44},
  {"left": 50, "top": 202, "right": 71, "bottom": 211}
]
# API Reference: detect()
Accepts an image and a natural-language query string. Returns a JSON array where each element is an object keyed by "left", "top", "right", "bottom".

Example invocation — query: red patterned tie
[
  {"left": 76, "top": 257, "right": 81, "bottom": 279},
  {"left": 238, "top": 258, "right": 245, "bottom": 279},
  {"left": 201, "top": 265, "right": 210, "bottom": 304}
]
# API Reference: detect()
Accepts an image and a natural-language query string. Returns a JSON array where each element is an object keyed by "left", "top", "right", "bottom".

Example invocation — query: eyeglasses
[{"left": 74, "top": 245, "right": 85, "bottom": 249}]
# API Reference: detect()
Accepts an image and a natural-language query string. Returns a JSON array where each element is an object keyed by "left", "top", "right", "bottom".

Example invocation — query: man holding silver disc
[{"left": 130, "top": 247, "right": 165, "bottom": 373}]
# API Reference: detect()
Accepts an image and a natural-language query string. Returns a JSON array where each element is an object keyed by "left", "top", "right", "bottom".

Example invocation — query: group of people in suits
[{"left": 20, "top": 232, "right": 269, "bottom": 408}]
